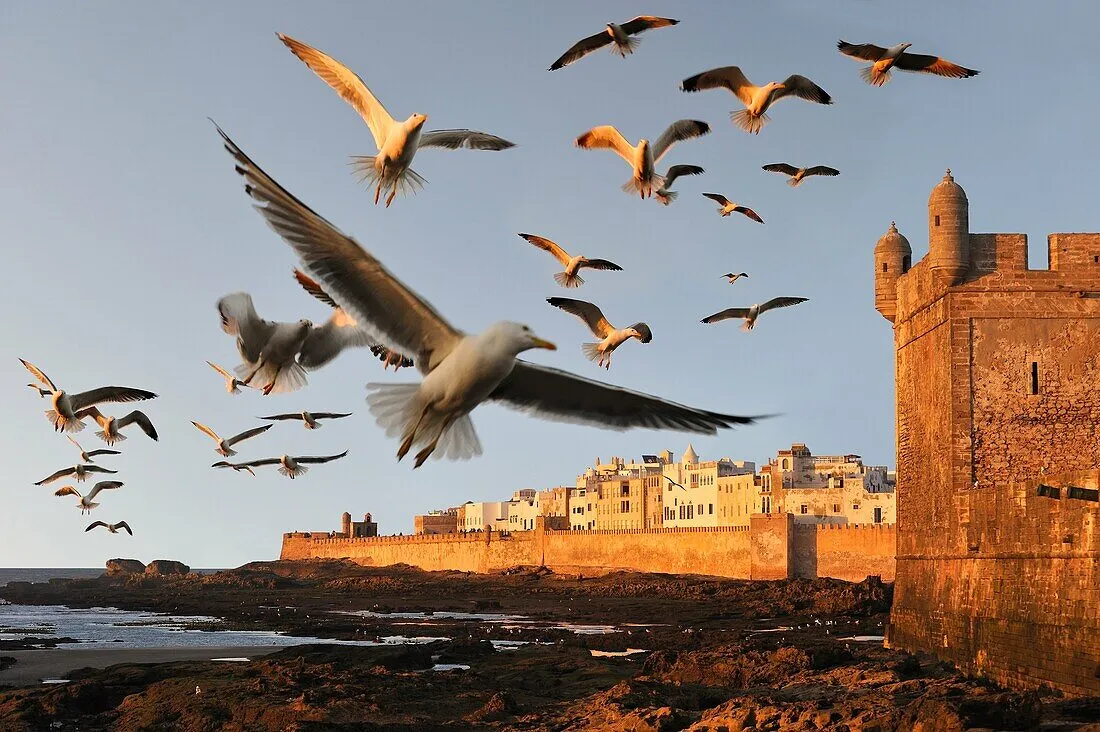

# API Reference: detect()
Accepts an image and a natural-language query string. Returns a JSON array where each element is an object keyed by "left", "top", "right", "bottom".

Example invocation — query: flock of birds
[{"left": 23, "top": 16, "right": 982, "bottom": 538}]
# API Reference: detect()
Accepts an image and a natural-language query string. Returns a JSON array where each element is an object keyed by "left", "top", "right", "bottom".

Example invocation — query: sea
[{"left": 0, "top": 568, "right": 222, "bottom": 585}]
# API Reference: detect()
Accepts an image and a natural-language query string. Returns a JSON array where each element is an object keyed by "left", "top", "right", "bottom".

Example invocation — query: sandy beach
[{"left": 0, "top": 646, "right": 286, "bottom": 686}]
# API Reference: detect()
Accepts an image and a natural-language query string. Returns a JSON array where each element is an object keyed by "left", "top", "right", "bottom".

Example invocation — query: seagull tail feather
[
  {"left": 787, "top": 177, "right": 802, "bottom": 187},
  {"left": 554, "top": 271, "right": 584, "bottom": 288},
  {"left": 620, "top": 175, "right": 662, "bottom": 198},
  {"left": 349, "top": 157, "right": 427, "bottom": 201},
  {"left": 614, "top": 35, "right": 641, "bottom": 57},
  {"left": 96, "top": 430, "right": 125, "bottom": 445},
  {"left": 581, "top": 343, "right": 604, "bottom": 362},
  {"left": 278, "top": 465, "right": 308, "bottom": 479},
  {"left": 740, "top": 320, "right": 755, "bottom": 333},
  {"left": 860, "top": 65, "right": 889, "bottom": 86},
  {"left": 655, "top": 190, "right": 677, "bottom": 205},
  {"left": 435, "top": 414, "right": 483, "bottom": 461},
  {"left": 730, "top": 109, "right": 768, "bottom": 135},
  {"left": 46, "top": 410, "right": 86, "bottom": 433},
  {"left": 366, "top": 383, "right": 424, "bottom": 440},
  {"left": 247, "top": 361, "right": 308, "bottom": 395}
]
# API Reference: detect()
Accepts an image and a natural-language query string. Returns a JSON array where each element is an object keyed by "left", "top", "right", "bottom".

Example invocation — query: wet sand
[{"left": 0, "top": 645, "right": 285, "bottom": 686}]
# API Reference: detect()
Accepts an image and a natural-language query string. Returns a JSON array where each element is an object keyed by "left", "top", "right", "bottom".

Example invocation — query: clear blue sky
[{"left": 2, "top": 2, "right": 1095, "bottom": 567}]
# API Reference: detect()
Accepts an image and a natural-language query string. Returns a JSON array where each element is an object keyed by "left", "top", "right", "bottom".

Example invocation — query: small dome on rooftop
[
  {"left": 875, "top": 221, "right": 912, "bottom": 256},
  {"left": 929, "top": 168, "right": 967, "bottom": 206}
]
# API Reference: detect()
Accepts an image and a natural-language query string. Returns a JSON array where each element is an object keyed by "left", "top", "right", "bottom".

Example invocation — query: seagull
[
  {"left": 701, "top": 297, "right": 809, "bottom": 331},
  {"left": 722, "top": 272, "right": 749, "bottom": 284},
  {"left": 837, "top": 41, "right": 979, "bottom": 86},
  {"left": 215, "top": 123, "right": 761, "bottom": 468},
  {"left": 664, "top": 476, "right": 687, "bottom": 491},
  {"left": 207, "top": 361, "right": 251, "bottom": 394},
  {"left": 85, "top": 520, "right": 132, "bottom": 536},
  {"left": 217, "top": 292, "right": 374, "bottom": 395},
  {"left": 518, "top": 233, "right": 623, "bottom": 288},
  {"left": 702, "top": 194, "right": 763, "bottom": 223},
  {"left": 73, "top": 407, "right": 158, "bottom": 446},
  {"left": 761, "top": 163, "right": 840, "bottom": 187},
  {"left": 35, "top": 463, "right": 118, "bottom": 485},
  {"left": 211, "top": 460, "right": 257, "bottom": 476},
  {"left": 234, "top": 451, "right": 350, "bottom": 480},
  {"left": 277, "top": 34, "right": 515, "bottom": 208},
  {"left": 655, "top": 164, "right": 704, "bottom": 205},
  {"left": 546, "top": 297, "right": 652, "bottom": 370},
  {"left": 191, "top": 421, "right": 272, "bottom": 457},
  {"left": 575, "top": 120, "right": 710, "bottom": 198},
  {"left": 680, "top": 67, "right": 831, "bottom": 134},
  {"left": 259, "top": 411, "right": 353, "bottom": 430},
  {"left": 19, "top": 359, "right": 157, "bottom": 433},
  {"left": 67, "top": 436, "right": 121, "bottom": 463},
  {"left": 548, "top": 16, "right": 679, "bottom": 71},
  {"left": 293, "top": 269, "right": 414, "bottom": 372},
  {"left": 54, "top": 481, "right": 122, "bottom": 514}
]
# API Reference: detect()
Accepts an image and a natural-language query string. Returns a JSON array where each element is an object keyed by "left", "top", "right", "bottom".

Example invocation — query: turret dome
[{"left": 875, "top": 221, "right": 912, "bottom": 259}]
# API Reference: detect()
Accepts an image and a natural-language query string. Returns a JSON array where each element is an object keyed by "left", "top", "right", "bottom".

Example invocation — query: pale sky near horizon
[{"left": 2, "top": 2, "right": 1096, "bottom": 567}]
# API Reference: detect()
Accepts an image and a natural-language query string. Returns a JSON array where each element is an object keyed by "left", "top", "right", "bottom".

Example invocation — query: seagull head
[
  {"left": 297, "top": 318, "right": 314, "bottom": 330},
  {"left": 408, "top": 113, "right": 428, "bottom": 130},
  {"left": 629, "top": 323, "right": 653, "bottom": 344},
  {"left": 490, "top": 322, "right": 557, "bottom": 356}
]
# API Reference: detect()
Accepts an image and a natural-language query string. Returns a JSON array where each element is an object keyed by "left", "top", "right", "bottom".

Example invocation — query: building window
[
  {"left": 1030, "top": 361, "right": 1039, "bottom": 395},
  {"left": 708, "top": 504, "right": 713, "bottom": 515},
  {"left": 832, "top": 503, "right": 840, "bottom": 513},
  {"left": 852, "top": 503, "right": 861, "bottom": 511},
  {"left": 762, "top": 496, "right": 771, "bottom": 514},
  {"left": 903, "top": 254, "right": 911, "bottom": 272},
  {"left": 882, "top": 262, "right": 888, "bottom": 273},
  {"left": 621, "top": 483, "right": 630, "bottom": 497},
  {"left": 782, "top": 459, "right": 789, "bottom": 470},
  {"left": 800, "top": 504, "right": 808, "bottom": 515},
  {"left": 874, "top": 507, "right": 883, "bottom": 524},
  {"left": 934, "top": 214, "right": 940, "bottom": 227}
]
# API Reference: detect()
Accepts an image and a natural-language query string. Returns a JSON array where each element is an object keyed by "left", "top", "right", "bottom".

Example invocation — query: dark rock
[
  {"left": 144, "top": 560, "right": 189, "bottom": 576},
  {"left": 105, "top": 558, "right": 145, "bottom": 576},
  {"left": 464, "top": 691, "right": 517, "bottom": 723}
]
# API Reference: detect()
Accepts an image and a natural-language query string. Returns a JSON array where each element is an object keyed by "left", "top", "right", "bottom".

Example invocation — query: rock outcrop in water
[
  {"left": 104, "top": 559, "right": 145, "bottom": 576},
  {"left": 143, "top": 560, "right": 189, "bottom": 576}
]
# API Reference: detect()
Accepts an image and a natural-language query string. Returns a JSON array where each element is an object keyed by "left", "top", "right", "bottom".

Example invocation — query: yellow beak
[{"left": 531, "top": 337, "right": 557, "bottom": 351}]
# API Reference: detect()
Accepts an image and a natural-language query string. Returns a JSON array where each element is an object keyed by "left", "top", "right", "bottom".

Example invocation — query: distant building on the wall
[
  {"left": 459, "top": 501, "right": 510, "bottom": 533},
  {"left": 414, "top": 508, "right": 459, "bottom": 535},
  {"left": 341, "top": 512, "right": 378, "bottom": 538},
  {"left": 760, "top": 444, "right": 895, "bottom": 525}
]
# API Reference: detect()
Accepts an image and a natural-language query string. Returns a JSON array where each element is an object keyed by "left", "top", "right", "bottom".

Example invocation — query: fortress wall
[
  {"left": 280, "top": 532, "right": 538, "bottom": 573},
  {"left": 792, "top": 524, "right": 896, "bottom": 582}
]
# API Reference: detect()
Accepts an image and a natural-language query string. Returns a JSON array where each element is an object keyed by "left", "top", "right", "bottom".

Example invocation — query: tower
[
  {"left": 340, "top": 511, "right": 352, "bottom": 537},
  {"left": 928, "top": 168, "right": 969, "bottom": 284},
  {"left": 873, "top": 222, "right": 911, "bottom": 322}
]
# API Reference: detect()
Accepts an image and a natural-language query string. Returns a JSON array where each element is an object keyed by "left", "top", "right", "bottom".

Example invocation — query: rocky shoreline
[{"left": 0, "top": 561, "right": 1096, "bottom": 730}]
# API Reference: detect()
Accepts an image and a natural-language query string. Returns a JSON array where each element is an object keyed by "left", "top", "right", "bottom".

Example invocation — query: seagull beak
[{"left": 530, "top": 337, "right": 557, "bottom": 351}]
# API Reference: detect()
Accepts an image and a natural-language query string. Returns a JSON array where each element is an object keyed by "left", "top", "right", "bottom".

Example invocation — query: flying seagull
[
  {"left": 575, "top": 120, "right": 710, "bottom": 198},
  {"left": 722, "top": 272, "right": 749, "bottom": 284},
  {"left": 761, "top": 163, "right": 840, "bottom": 187},
  {"left": 211, "top": 460, "right": 257, "bottom": 476},
  {"left": 518, "top": 233, "right": 623, "bottom": 288},
  {"left": 215, "top": 123, "right": 760, "bottom": 468},
  {"left": 191, "top": 421, "right": 272, "bottom": 457},
  {"left": 702, "top": 193, "right": 763, "bottom": 223},
  {"left": 837, "top": 41, "right": 979, "bottom": 86},
  {"left": 546, "top": 297, "right": 652, "bottom": 370},
  {"left": 54, "top": 481, "right": 122, "bottom": 514},
  {"left": 549, "top": 16, "right": 679, "bottom": 71},
  {"left": 67, "top": 435, "right": 121, "bottom": 463},
  {"left": 278, "top": 33, "right": 514, "bottom": 207},
  {"left": 35, "top": 463, "right": 118, "bottom": 485},
  {"left": 259, "top": 411, "right": 353, "bottom": 429},
  {"left": 293, "top": 269, "right": 414, "bottom": 371},
  {"left": 234, "top": 451, "right": 350, "bottom": 480},
  {"left": 207, "top": 361, "right": 251, "bottom": 394},
  {"left": 701, "top": 297, "right": 809, "bottom": 331},
  {"left": 73, "top": 407, "right": 158, "bottom": 446},
  {"left": 19, "top": 359, "right": 156, "bottom": 433},
  {"left": 680, "top": 66, "right": 831, "bottom": 134},
  {"left": 655, "top": 164, "right": 704, "bottom": 205},
  {"left": 85, "top": 520, "right": 132, "bottom": 536}
]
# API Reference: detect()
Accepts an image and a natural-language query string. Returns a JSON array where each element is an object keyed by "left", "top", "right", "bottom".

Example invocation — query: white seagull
[
  {"left": 54, "top": 481, "right": 122, "bottom": 514},
  {"left": 207, "top": 361, "right": 251, "bottom": 394},
  {"left": 74, "top": 407, "right": 158, "bottom": 446},
  {"left": 20, "top": 359, "right": 157, "bottom": 433},
  {"left": 35, "top": 463, "right": 118, "bottom": 486},
  {"left": 67, "top": 436, "right": 121, "bottom": 463},
  {"left": 549, "top": 16, "right": 679, "bottom": 71},
  {"left": 702, "top": 194, "right": 764, "bottom": 223},
  {"left": 702, "top": 297, "right": 809, "bottom": 331},
  {"left": 215, "top": 123, "right": 760, "bottom": 468},
  {"left": 575, "top": 120, "right": 710, "bottom": 198},
  {"left": 762, "top": 163, "right": 840, "bottom": 187},
  {"left": 85, "top": 520, "right": 132, "bottom": 536},
  {"left": 278, "top": 34, "right": 515, "bottom": 207},
  {"left": 680, "top": 66, "right": 831, "bottom": 134},
  {"left": 259, "top": 411, "right": 352, "bottom": 430},
  {"left": 234, "top": 451, "right": 350, "bottom": 480},
  {"left": 518, "top": 233, "right": 623, "bottom": 289},
  {"left": 722, "top": 272, "right": 749, "bottom": 285},
  {"left": 837, "top": 41, "right": 979, "bottom": 86},
  {"left": 655, "top": 164, "right": 704, "bottom": 205},
  {"left": 546, "top": 297, "right": 652, "bottom": 370},
  {"left": 191, "top": 421, "right": 273, "bottom": 457},
  {"left": 211, "top": 460, "right": 257, "bottom": 476}
]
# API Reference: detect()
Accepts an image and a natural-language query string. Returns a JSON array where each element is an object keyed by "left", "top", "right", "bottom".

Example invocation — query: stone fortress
[{"left": 875, "top": 171, "right": 1099, "bottom": 696}]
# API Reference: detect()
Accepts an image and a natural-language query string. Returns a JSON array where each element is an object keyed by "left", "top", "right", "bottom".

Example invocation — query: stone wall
[{"left": 792, "top": 524, "right": 896, "bottom": 582}]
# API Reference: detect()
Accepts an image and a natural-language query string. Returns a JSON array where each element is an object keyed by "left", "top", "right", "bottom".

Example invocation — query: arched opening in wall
[{"left": 903, "top": 255, "right": 911, "bottom": 272}]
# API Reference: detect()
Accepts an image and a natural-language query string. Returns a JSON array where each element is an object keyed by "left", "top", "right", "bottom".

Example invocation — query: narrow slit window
[
  {"left": 882, "top": 262, "right": 889, "bottom": 273},
  {"left": 1031, "top": 361, "right": 1039, "bottom": 395},
  {"left": 934, "top": 215, "right": 941, "bottom": 227}
]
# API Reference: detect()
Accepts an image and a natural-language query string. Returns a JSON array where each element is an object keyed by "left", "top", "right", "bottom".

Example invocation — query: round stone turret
[
  {"left": 928, "top": 168, "right": 969, "bottom": 284},
  {"left": 874, "top": 222, "right": 912, "bottom": 323},
  {"left": 341, "top": 511, "right": 352, "bottom": 537}
]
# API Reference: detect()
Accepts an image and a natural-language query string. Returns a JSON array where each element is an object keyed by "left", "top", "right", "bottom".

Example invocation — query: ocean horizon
[{"left": 0, "top": 568, "right": 227, "bottom": 586}]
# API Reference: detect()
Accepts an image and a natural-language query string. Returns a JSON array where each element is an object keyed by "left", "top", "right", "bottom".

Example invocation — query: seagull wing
[
  {"left": 232, "top": 457, "right": 283, "bottom": 469},
  {"left": 805, "top": 166, "right": 840, "bottom": 177},
  {"left": 293, "top": 269, "right": 340, "bottom": 309},
  {"left": 74, "top": 406, "right": 104, "bottom": 425},
  {"left": 85, "top": 466, "right": 118, "bottom": 475},
  {"left": 518, "top": 233, "right": 572, "bottom": 266},
  {"left": 762, "top": 163, "right": 800, "bottom": 176},
  {"left": 114, "top": 521, "right": 133, "bottom": 536},
  {"left": 277, "top": 33, "right": 395, "bottom": 150},
  {"left": 206, "top": 361, "right": 235, "bottom": 380},
  {"left": 663, "top": 164, "right": 704, "bottom": 188},
  {"left": 491, "top": 361, "right": 757, "bottom": 434},
  {"left": 117, "top": 411, "right": 158, "bottom": 440},
  {"left": 549, "top": 30, "right": 614, "bottom": 71},
  {"left": 20, "top": 359, "right": 56, "bottom": 391},
  {"left": 894, "top": 52, "right": 979, "bottom": 78},
  {"left": 67, "top": 435, "right": 83, "bottom": 452},
  {"left": 701, "top": 308, "right": 752, "bottom": 324},
  {"left": 546, "top": 297, "right": 615, "bottom": 338},
  {"left": 680, "top": 67, "right": 755, "bottom": 106},
  {"left": 191, "top": 421, "right": 222, "bottom": 443},
  {"left": 297, "top": 311, "right": 376, "bottom": 369},
  {"left": 703, "top": 192, "right": 731, "bottom": 206},
  {"left": 311, "top": 412, "right": 353, "bottom": 420},
  {"left": 217, "top": 293, "right": 278, "bottom": 364},
  {"left": 773, "top": 75, "right": 832, "bottom": 105},
  {"left": 225, "top": 424, "right": 273, "bottom": 447},
  {"left": 296, "top": 450, "right": 350, "bottom": 465},
  {"left": 651, "top": 120, "right": 710, "bottom": 163},
  {"left": 418, "top": 129, "right": 515, "bottom": 151},
  {"left": 574, "top": 126, "right": 635, "bottom": 164},
  {"left": 85, "top": 521, "right": 107, "bottom": 532},
  {"left": 620, "top": 16, "right": 679, "bottom": 35},
  {"left": 85, "top": 481, "right": 122, "bottom": 501},
  {"left": 734, "top": 206, "right": 764, "bottom": 224},
  {"left": 836, "top": 40, "right": 888, "bottom": 61},
  {"left": 36, "top": 467, "right": 75, "bottom": 485},
  {"left": 86, "top": 448, "right": 123, "bottom": 458},
  {"left": 68, "top": 387, "right": 157, "bottom": 412},
  {"left": 759, "top": 296, "right": 809, "bottom": 314},
  {"left": 578, "top": 259, "right": 623, "bottom": 272},
  {"left": 258, "top": 413, "right": 302, "bottom": 421},
  {"left": 217, "top": 124, "right": 464, "bottom": 375},
  {"left": 55, "top": 485, "right": 81, "bottom": 497}
]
